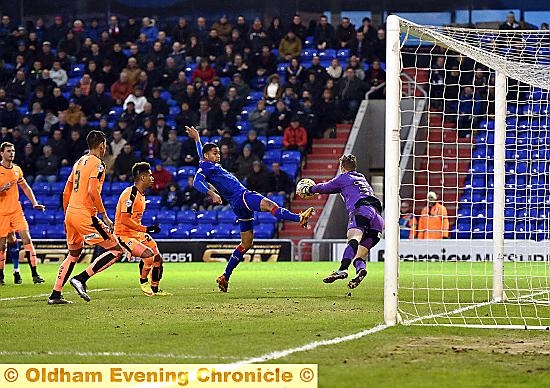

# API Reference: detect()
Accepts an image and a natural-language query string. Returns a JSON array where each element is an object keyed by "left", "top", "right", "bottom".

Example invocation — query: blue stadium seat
[
  {"left": 48, "top": 225, "right": 66, "bottom": 239},
  {"left": 141, "top": 213, "right": 156, "bottom": 225},
  {"left": 189, "top": 225, "right": 212, "bottom": 238},
  {"left": 263, "top": 150, "right": 281, "bottom": 165},
  {"left": 42, "top": 195, "right": 60, "bottom": 208},
  {"left": 176, "top": 166, "right": 197, "bottom": 179},
  {"left": 280, "top": 163, "right": 299, "bottom": 181},
  {"left": 281, "top": 150, "right": 301, "bottom": 164},
  {"left": 233, "top": 135, "right": 247, "bottom": 147},
  {"left": 237, "top": 120, "right": 252, "bottom": 133},
  {"left": 177, "top": 210, "right": 197, "bottom": 224},
  {"left": 110, "top": 182, "right": 130, "bottom": 193},
  {"left": 164, "top": 166, "right": 177, "bottom": 176},
  {"left": 30, "top": 225, "right": 48, "bottom": 239},
  {"left": 147, "top": 196, "right": 162, "bottom": 210},
  {"left": 336, "top": 49, "right": 350, "bottom": 59},
  {"left": 267, "top": 137, "right": 283, "bottom": 150},
  {"left": 255, "top": 224, "right": 275, "bottom": 238},
  {"left": 170, "top": 226, "right": 191, "bottom": 239},
  {"left": 50, "top": 181, "right": 65, "bottom": 193},
  {"left": 59, "top": 166, "right": 72, "bottom": 179},
  {"left": 304, "top": 36, "right": 314, "bottom": 48},
  {"left": 210, "top": 227, "right": 231, "bottom": 238},
  {"left": 32, "top": 182, "right": 51, "bottom": 196},
  {"left": 70, "top": 63, "right": 85, "bottom": 77},
  {"left": 267, "top": 194, "right": 285, "bottom": 207},
  {"left": 301, "top": 49, "right": 318, "bottom": 59},
  {"left": 256, "top": 212, "right": 277, "bottom": 224},
  {"left": 35, "top": 211, "right": 55, "bottom": 224},
  {"left": 318, "top": 49, "right": 336, "bottom": 60},
  {"left": 217, "top": 210, "right": 236, "bottom": 224},
  {"left": 196, "top": 210, "right": 217, "bottom": 224},
  {"left": 156, "top": 210, "right": 177, "bottom": 225},
  {"left": 210, "top": 136, "right": 222, "bottom": 144}
]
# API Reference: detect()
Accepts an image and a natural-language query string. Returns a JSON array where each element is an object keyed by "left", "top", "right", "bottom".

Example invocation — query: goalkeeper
[{"left": 303, "top": 154, "right": 384, "bottom": 289}]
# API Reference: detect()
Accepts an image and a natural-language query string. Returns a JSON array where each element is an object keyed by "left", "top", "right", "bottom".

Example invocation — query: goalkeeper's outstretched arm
[{"left": 311, "top": 175, "right": 345, "bottom": 195}]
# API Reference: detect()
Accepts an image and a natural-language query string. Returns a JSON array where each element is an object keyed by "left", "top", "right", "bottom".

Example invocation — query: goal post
[{"left": 384, "top": 15, "right": 550, "bottom": 329}]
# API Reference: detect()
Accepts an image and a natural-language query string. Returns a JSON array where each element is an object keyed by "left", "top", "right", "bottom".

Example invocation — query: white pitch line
[
  {"left": 234, "top": 323, "right": 388, "bottom": 364},
  {"left": 0, "top": 350, "right": 239, "bottom": 360},
  {"left": 0, "top": 288, "right": 112, "bottom": 301}
]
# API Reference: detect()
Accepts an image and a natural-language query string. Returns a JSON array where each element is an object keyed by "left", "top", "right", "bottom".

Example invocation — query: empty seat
[
  {"left": 156, "top": 210, "right": 177, "bottom": 224},
  {"left": 281, "top": 150, "right": 301, "bottom": 164},
  {"left": 189, "top": 225, "right": 212, "bottom": 238},
  {"left": 196, "top": 210, "right": 217, "bottom": 224},
  {"left": 263, "top": 149, "right": 281, "bottom": 165},
  {"left": 254, "top": 224, "right": 275, "bottom": 238},
  {"left": 177, "top": 210, "right": 197, "bottom": 224},
  {"left": 267, "top": 136, "right": 283, "bottom": 150}
]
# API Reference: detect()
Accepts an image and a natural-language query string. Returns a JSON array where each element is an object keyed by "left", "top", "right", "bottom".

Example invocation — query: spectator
[
  {"left": 283, "top": 116, "right": 308, "bottom": 154},
  {"left": 20, "top": 143, "right": 37, "bottom": 182},
  {"left": 241, "top": 129, "right": 265, "bottom": 159},
  {"left": 89, "top": 83, "right": 112, "bottom": 119},
  {"left": 268, "top": 99, "right": 291, "bottom": 136},
  {"left": 39, "top": 69, "right": 57, "bottom": 95},
  {"left": 172, "top": 17, "right": 192, "bottom": 44},
  {"left": 140, "top": 17, "right": 159, "bottom": 43},
  {"left": 175, "top": 101, "right": 199, "bottom": 129},
  {"left": 500, "top": 11, "right": 521, "bottom": 30},
  {"left": 141, "top": 132, "right": 161, "bottom": 161},
  {"left": 47, "top": 15, "right": 67, "bottom": 47},
  {"left": 0, "top": 101, "right": 21, "bottom": 129},
  {"left": 317, "top": 88, "right": 339, "bottom": 136},
  {"left": 218, "top": 130, "right": 238, "bottom": 156},
  {"left": 37, "top": 41, "right": 55, "bottom": 69},
  {"left": 267, "top": 161, "right": 293, "bottom": 197},
  {"left": 219, "top": 142, "right": 236, "bottom": 171},
  {"left": 249, "top": 99, "right": 270, "bottom": 135},
  {"left": 46, "top": 129, "right": 69, "bottom": 165},
  {"left": 279, "top": 31, "right": 302, "bottom": 61},
  {"left": 151, "top": 163, "right": 173, "bottom": 194},
  {"left": 58, "top": 30, "right": 80, "bottom": 60},
  {"left": 289, "top": 14, "right": 307, "bottom": 42},
  {"left": 246, "top": 160, "right": 271, "bottom": 195},
  {"left": 327, "top": 58, "right": 343, "bottom": 80},
  {"left": 267, "top": 17, "right": 285, "bottom": 48},
  {"left": 365, "top": 60, "right": 386, "bottom": 98},
  {"left": 196, "top": 99, "right": 221, "bottom": 137},
  {"left": 64, "top": 99, "right": 84, "bottom": 127},
  {"left": 234, "top": 144, "right": 259, "bottom": 180},
  {"left": 225, "top": 86, "right": 245, "bottom": 115},
  {"left": 186, "top": 35, "right": 205, "bottom": 63},
  {"left": 160, "top": 129, "right": 182, "bottom": 166},
  {"left": 114, "top": 143, "right": 139, "bottom": 182},
  {"left": 110, "top": 129, "right": 127, "bottom": 159},
  {"left": 357, "top": 17, "right": 377, "bottom": 43},
  {"left": 67, "top": 129, "right": 87, "bottom": 164},
  {"left": 353, "top": 31, "right": 369, "bottom": 61},
  {"left": 399, "top": 201, "right": 417, "bottom": 239},
  {"left": 248, "top": 18, "right": 269, "bottom": 55},
  {"left": 111, "top": 71, "right": 133, "bottom": 105},
  {"left": 181, "top": 177, "right": 204, "bottom": 211},
  {"left": 335, "top": 17, "right": 356, "bottom": 48},
  {"left": 161, "top": 182, "right": 184, "bottom": 209},
  {"left": 6, "top": 70, "right": 30, "bottom": 104},
  {"left": 154, "top": 113, "right": 172, "bottom": 142},
  {"left": 314, "top": 14, "right": 336, "bottom": 50},
  {"left": 122, "top": 16, "right": 140, "bottom": 44},
  {"left": 285, "top": 58, "right": 306, "bottom": 83},
  {"left": 253, "top": 45, "right": 277, "bottom": 78},
  {"left": 457, "top": 86, "right": 483, "bottom": 137},
  {"left": 123, "top": 85, "right": 148, "bottom": 114},
  {"left": 16, "top": 114, "right": 39, "bottom": 141},
  {"left": 192, "top": 58, "right": 215, "bottom": 84},
  {"left": 337, "top": 67, "right": 368, "bottom": 121},
  {"left": 235, "top": 15, "right": 249, "bottom": 37},
  {"left": 124, "top": 57, "right": 142, "bottom": 86},
  {"left": 107, "top": 15, "right": 122, "bottom": 42},
  {"left": 417, "top": 191, "right": 449, "bottom": 239},
  {"left": 371, "top": 27, "right": 386, "bottom": 63},
  {"left": 97, "top": 61, "right": 117, "bottom": 89},
  {"left": 229, "top": 73, "right": 250, "bottom": 100},
  {"left": 78, "top": 74, "right": 95, "bottom": 97},
  {"left": 228, "top": 29, "right": 246, "bottom": 55},
  {"left": 263, "top": 74, "right": 283, "bottom": 105},
  {"left": 297, "top": 98, "right": 319, "bottom": 152},
  {"left": 169, "top": 70, "right": 188, "bottom": 100},
  {"left": 34, "top": 145, "right": 59, "bottom": 182},
  {"left": 0, "top": 127, "right": 13, "bottom": 143},
  {"left": 73, "top": 116, "right": 92, "bottom": 136},
  {"left": 307, "top": 55, "right": 328, "bottom": 83},
  {"left": 85, "top": 18, "right": 101, "bottom": 42},
  {"left": 149, "top": 87, "right": 169, "bottom": 117},
  {"left": 302, "top": 71, "right": 323, "bottom": 102},
  {"left": 218, "top": 100, "right": 238, "bottom": 136}
]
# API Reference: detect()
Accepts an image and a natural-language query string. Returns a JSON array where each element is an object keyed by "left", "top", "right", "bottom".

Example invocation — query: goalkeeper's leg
[{"left": 323, "top": 228, "right": 363, "bottom": 284}]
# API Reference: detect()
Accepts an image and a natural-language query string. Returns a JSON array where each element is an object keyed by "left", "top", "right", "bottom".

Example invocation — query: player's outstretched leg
[
  {"left": 70, "top": 248, "right": 123, "bottom": 301},
  {"left": 257, "top": 194, "right": 315, "bottom": 228},
  {"left": 324, "top": 229, "right": 362, "bottom": 284}
]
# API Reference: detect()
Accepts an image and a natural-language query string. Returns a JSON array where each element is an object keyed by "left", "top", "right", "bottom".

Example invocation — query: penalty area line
[{"left": 235, "top": 323, "right": 389, "bottom": 364}]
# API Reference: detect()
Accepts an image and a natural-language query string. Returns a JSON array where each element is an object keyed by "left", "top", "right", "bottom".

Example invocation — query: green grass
[{"left": 1, "top": 262, "right": 549, "bottom": 387}]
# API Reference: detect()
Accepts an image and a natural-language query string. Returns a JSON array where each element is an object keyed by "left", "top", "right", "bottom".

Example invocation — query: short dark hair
[
  {"left": 132, "top": 162, "right": 151, "bottom": 181},
  {"left": 0, "top": 142, "right": 14, "bottom": 152},
  {"left": 202, "top": 142, "right": 218, "bottom": 156},
  {"left": 339, "top": 154, "right": 357, "bottom": 171},
  {"left": 86, "top": 130, "right": 107, "bottom": 149}
]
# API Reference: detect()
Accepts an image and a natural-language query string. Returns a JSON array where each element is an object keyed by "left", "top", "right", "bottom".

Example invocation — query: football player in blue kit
[{"left": 186, "top": 126, "right": 315, "bottom": 292}]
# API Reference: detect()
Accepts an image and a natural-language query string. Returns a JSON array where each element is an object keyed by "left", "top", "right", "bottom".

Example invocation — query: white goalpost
[{"left": 384, "top": 15, "right": 550, "bottom": 329}]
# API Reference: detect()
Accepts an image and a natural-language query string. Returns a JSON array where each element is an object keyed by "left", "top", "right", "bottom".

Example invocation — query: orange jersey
[
  {"left": 114, "top": 186, "right": 146, "bottom": 239},
  {"left": 0, "top": 164, "right": 24, "bottom": 215},
  {"left": 67, "top": 154, "right": 106, "bottom": 215},
  {"left": 416, "top": 202, "right": 449, "bottom": 239}
]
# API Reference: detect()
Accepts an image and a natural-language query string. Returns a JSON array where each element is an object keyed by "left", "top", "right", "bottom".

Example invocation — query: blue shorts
[{"left": 231, "top": 191, "right": 265, "bottom": 232}]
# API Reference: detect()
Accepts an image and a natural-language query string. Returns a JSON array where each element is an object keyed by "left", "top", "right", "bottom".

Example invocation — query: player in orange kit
[
  {"left": 0, "top": 142, "right": 45, "bottom": 286},
  {"left": 48, "top": 131, "right": 124, "bottom": 304},
  {"left": 114, "top": 162, "right": 170, "bottom": 296}
]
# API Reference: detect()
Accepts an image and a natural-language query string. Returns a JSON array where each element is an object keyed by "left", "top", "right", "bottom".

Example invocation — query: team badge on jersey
[
  {"left": 98, "top": 164, "right": 105, "bottom": 173},
  {"left": 125, "top": 199, "right": 133, "bottom": 208}
]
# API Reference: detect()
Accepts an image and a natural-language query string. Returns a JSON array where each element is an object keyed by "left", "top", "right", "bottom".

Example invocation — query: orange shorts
[
  {"left": 117, "top": 234, "right": 159, "bottom": 258},
  {"left": 65, "top": 208, "right": 118, "bottom": 250},
  {"left": 0, "top": 209, "right": 28, "bottom": 236}
]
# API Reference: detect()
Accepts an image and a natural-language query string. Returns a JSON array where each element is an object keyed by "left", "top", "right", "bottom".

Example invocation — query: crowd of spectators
[{"left": 0, "top": 12, "right": 386, "bottom": 210}]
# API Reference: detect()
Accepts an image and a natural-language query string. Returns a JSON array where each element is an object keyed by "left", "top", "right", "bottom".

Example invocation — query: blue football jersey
[{"left": 197, "top": 160, "right": 247, "bottom": 202}]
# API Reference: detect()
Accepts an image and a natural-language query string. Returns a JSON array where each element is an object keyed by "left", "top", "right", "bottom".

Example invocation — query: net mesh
[{"left": 396, "top": 19, "right": 550, "bottom": 328}]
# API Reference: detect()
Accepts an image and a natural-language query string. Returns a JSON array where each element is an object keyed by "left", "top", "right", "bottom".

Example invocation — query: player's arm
[
  {"left": 19, "top": 179, "right": 45, "bottom": 211},
  {"left": 310, "top": 175, "right": 344, "bottom": 195},
  {"left": 120, "top": 212, "right": 147, "bottom": 233},
  {"left": 185, "top": 126, "right": 202, "bottom": 156},
  {"left": 62, "top": 169, "right": 74, "bottom": 213},
  {"left": 87, "top": 162, "right": 112, "bottom": 227},
  {"left": 193, "top": 172, "right": 222, "bottom": 204}
]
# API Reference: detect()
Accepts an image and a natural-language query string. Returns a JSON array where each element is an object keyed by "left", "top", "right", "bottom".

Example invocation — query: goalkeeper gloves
[{"left": 146, "top": 224, "right": 161, "bottom": 234}]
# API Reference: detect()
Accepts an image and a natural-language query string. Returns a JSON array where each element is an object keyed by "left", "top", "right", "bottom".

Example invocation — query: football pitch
[{"left": 1, "top": 262, "right": 549, "bottom": 387}]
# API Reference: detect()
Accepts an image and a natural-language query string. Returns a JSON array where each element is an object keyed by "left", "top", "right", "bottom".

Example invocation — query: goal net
[{"left": 384, "top": 15, "right": 550, "bottom": 329}]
